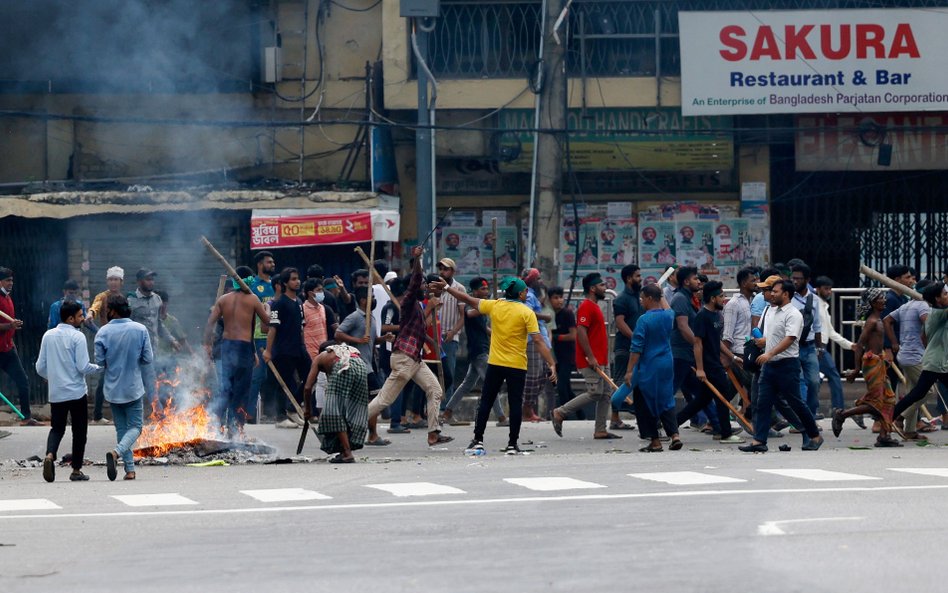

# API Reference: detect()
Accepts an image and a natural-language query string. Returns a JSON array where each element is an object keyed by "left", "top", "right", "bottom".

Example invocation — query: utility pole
[{"left": 533, "top": 0, "right": 566, "bottom": 283}]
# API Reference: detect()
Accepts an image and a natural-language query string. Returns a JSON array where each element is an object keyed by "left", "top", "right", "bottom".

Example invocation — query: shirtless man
[
  {"left": 204, "top": 285, "right": 269, "bottom": 432},
  {"left": 834, "top": 289, "right": 900, "bottom": 446}
]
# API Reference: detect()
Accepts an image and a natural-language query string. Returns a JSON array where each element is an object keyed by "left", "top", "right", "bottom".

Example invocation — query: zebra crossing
[{"left": 3, "top": 467, "right": 948, "bottom": 513}]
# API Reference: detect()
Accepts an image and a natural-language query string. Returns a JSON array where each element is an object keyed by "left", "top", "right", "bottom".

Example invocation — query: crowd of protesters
[{"left": 6, "top": 245, "right": 948, "bottom": 478}]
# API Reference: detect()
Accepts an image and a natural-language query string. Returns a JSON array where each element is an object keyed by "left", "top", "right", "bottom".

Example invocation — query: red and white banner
[
  {"left": 250, "top": 209, "right": 399, "bottom": 249},
  {"left": 680, "top": 9, "right": 948, "bottom": 116}
]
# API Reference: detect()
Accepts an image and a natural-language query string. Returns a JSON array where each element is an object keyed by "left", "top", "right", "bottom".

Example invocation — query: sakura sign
[{"left": 679, "top": 9, "right": 948, "bottom": 116}]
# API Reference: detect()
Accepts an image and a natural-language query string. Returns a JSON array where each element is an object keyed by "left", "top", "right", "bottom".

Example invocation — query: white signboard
[{"left": 680, "top": 9, "right": 948, "bottom": 116}]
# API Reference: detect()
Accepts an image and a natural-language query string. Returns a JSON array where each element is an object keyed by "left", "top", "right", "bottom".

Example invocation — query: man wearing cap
[
  {"left": 128, "top": 268, "right": 178, "bottom": 406},
  {"left": 0, "top": 267, "right": 39, "bottom": 426},
  {"left": 86, "top": 266, "right": 126, "bottom": 423},
  {"left": 552, "top": 273, "right": 617, "bottom": 439},
  {"left": 436, "top": 257, "right": 466, "bottom": 398},
  {"left": 434, "top": 274, "right": 557, "bottom": 454}
]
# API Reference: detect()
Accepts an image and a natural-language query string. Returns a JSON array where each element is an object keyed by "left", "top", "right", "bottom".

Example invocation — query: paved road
[{"left": 1, "top": 419, "right": 946, "bottom": 592}]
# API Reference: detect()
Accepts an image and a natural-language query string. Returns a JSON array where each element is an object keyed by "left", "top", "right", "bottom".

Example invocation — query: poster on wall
[
  {"left": 638, "top": 221, "right": 677, "bottom": 268},
  {"left": 558, "top": 205, "right": 638, "bottom": 289},
  {"left": 439, "top": 221, "right": 519, "bottom": 287}
]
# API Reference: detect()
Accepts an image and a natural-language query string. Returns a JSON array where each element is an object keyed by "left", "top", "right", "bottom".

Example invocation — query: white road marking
[
  {"left": 240, "top": 488, "right": 332, "bottom": 502},
  {"left": 628, "top": 471, "right": 746, "bottom": 486},
  {"left": 889, "top": 468, "right": 948, "bottom": 478},
  {"left": 757, "top": 516, "right": 864, "bottom": 536},
  {"left": 504, "top": 477, "right": 607, "bottom": 491},
  {"left": 758, "top": 469, "right": 881, "bottom": 482},
  {"left": 111, "top": 493, "right": 199, "bottom": 507},
  {"left": 365, "top": 482, "right": 466, "bottom": 497},
  {"left": 4, "top": 483, "right": 947, "bottom": 521},
  {"left": 0, "top": 499, "right": 61, "bottom": 512}
]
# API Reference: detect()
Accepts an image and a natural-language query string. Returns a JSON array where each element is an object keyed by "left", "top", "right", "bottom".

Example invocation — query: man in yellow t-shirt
[{"left": 435, "top": 276, "right": 557, "bottom": 455}]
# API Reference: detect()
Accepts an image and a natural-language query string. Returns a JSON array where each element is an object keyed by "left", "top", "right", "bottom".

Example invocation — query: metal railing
[{"left": 424, "top": 0, "right": 948, "bottom": 80}]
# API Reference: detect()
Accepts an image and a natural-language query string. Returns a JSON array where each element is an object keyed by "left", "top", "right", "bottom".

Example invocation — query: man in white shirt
[
  {"left": 36, "top": 301, "right": 102, "bottom": 482},
  {"left": 813, "top": 276, "right": 863, "bottom": 428},
  {"left": 740, "top": 279, "right": 823, "bottom": 453}
]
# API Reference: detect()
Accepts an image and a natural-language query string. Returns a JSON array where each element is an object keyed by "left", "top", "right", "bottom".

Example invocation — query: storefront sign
[
  {"left": 250, "top": 209, "right": 399, "bottom": 248},
  {"left": 680, "top": 9, "right": 948, "bottom": 116},
  {"left": 796, "top": 113, "right": 948, "bottom": 170},
  {"left": 499, "top": 108, "right": 733, "bottom": 172}
]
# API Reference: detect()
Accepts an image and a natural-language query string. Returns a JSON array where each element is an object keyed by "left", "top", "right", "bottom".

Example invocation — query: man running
[{"left": 435, "top": 275, "right": 557, "bottom": 455}]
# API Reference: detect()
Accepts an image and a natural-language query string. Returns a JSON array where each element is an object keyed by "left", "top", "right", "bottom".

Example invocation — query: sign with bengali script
[
  {"left": 680, "top": 9, "right": 948, "bottom": 116},
  {"left": 250, "top": 210, "right": 399, "bottom": 248}
]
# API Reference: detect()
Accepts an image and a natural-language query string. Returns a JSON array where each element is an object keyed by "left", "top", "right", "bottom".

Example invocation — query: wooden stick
[
  {"left": 215, "top": 274, "right": 228, "bottom": 300},
  {"left": 365, "top": 230, "right": 376, "bottom": 338},
  {"left": 491, "top": 217, "right": 498, "bottom": 299},
  {"left": 859, "top": 264, "right": 922, "bottom": 300},
  {"left": 889, "top": 360, "right": 907, "bottom": 384},
  {"left": 595, "top": 367, "right": 632, "bottom": 406},
  {"left": 354, "top": 246, "right": 400, "bottom": 308},
  {"left": 692, "top": 367, "right": 754, "bottom": 434},
  {"left": 201, "top": 236, "right": 251, "bottom": 294},
  {"left": 726, "top": 367, "right": 751, "bottom": 409},
  {"left": 657, "top": 266, "right": 676, "bottom": 287},
  {"left": 920, "top": 404, "right": 934, "bottom": 422},
  {"left": 0, "top": 309, "right": 15, "bottom": 324}
]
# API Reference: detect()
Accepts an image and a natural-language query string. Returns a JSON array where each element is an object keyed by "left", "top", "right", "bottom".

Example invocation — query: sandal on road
[
  {"left": 365, "top": 438, "right": 391, "bottom": 446},
  {"left": 329, "top": 455, "right": 355, "bottom": 464},
  {"left": 609, "top": 421, "right": 636, "bottom": 431},
  {"left": 594, "top": 432, "right": 622, "bottom": 440},
  {"left": 669, "top": 439, "right": 683, "bottom": 451},
  {"left": 428, "top": 434, "right": 454, "bottom": 446},
  {"left": 639, "top": 445, "right": 663, "bottom": 453}
]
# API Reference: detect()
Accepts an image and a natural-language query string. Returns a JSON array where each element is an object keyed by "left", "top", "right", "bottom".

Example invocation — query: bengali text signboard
[{"left": 250, "top": 210, "right": 399, "bottom": 249}]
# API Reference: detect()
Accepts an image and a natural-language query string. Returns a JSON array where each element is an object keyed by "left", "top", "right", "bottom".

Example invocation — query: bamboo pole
[
  {"left": 693, "top": 367, "right": 754, "bottom": 434},
  {"left": 859, "top": 264, "right": 922, "bottom": 300},
  {"left": 364, "top": 229, "right": 376, "bottom": 339},
  {"left": 491, "top": 217, "right": 498, "bottom": 299},
  {"left": 201, "top": 236, "right": 251, "bottom": 294},
  {"left": 354, "top": 246, "right": 400, "bottom": 308}
]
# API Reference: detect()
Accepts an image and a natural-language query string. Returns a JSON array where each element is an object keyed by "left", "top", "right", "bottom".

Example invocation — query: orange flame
[{"left": 134, "top": 366, "right": 225, "bottom": 458}]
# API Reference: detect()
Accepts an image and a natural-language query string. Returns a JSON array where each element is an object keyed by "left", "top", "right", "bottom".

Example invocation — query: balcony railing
[{"left": 425, "top": 0, "right": 948, "bottom": 80}]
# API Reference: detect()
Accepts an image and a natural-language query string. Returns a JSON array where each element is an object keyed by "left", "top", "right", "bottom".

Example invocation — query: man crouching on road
[{"left": 94, "top": 295, "right": 154, "bottom": 481}]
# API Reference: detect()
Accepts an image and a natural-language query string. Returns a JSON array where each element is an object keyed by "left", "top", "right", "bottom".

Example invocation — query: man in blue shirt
[
  {"left": 521, "top": 268, "right": 552, "bottom": 422},
  {"left": 47, "top": 279, "right": 87, "bottom": 330},
  {"left": 94, "top": 294, "right": 153, "bottom": 481},
  {"left": 790, "top": 263, "right": 823, "bottom": 417},
  {"left": 37, "top": 301, "right": 102, "bottom": 482}
]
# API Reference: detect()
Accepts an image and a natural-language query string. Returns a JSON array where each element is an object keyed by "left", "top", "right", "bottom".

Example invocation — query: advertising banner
[
  {"left": 250, "top": 209, "right": 400, "bottom": 249},
  {"left": 680, "top": 9, "right": 948, "bottom": 116},
  {"left": 796, "top": 113, "right": 948, "bottom": 170},
  {"left": 499, "top": 108, "right": 733, "bottom": 171}
]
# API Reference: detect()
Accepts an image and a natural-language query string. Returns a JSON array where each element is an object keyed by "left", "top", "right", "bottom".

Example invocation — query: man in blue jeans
[
  {"left": 790, "top": 263, "right": 823, "bottom": 418},
  {"left": 95, "top": 295, "right": 153, "bottom": 481},
  {"left": 813, "top": 276, "right": 865, "bottom": 427}
]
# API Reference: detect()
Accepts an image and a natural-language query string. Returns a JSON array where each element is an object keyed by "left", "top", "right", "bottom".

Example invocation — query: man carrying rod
[
  {"left": 203, "top": 277, "right": 270, "bottom": 433},
  {"left": 433, "top": 274, "right": 558, "bottom": 455},
  {"left": 365, "top": 245, "right": 454, "bottom": 447}
]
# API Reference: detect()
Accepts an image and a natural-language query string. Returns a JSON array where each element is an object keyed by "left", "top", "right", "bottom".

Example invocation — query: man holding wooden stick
[
  {"left": 0, "top": 267, "right": 38, "bottom": 426},
  {"left": 673, "top": 281, "right": 745, "bottom": 445},
  {"left": 365, "top": 246, "right": 454, "bottom": 447}
]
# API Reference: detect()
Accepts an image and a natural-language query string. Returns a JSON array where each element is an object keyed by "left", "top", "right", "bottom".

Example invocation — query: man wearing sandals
[
  {"left": 623, "top": 283, "right": 682, "bottom": 452},
  {"left": 94, "top": 295, "right": 153, "bottom": 481},
  {"left": 304, "top": 343, "right": 369, "bottom": 463},
  {"left": 552, "top": 273, "right": 620, "bottom": 440},
  {"left": 365, "top": 245, "right": 453, "bottom": 448}
]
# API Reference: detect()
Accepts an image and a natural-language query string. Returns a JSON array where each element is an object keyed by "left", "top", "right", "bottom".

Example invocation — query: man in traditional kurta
[{"left": 304, "top": 343, "right": 369, "bottom": 463}]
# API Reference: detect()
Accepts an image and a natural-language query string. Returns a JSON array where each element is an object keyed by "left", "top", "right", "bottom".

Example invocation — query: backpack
[
  {"left": 799, "top": 294, "right": 814, "bottom": 343},
  {"left": 742, "top": 307, "right": 768, "bottom": 374}
]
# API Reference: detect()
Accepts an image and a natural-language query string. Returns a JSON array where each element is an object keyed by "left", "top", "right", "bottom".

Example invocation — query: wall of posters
[
  {"left": 560, "top": 200, "right": 770, "bottom": 289},
  {"left": 439, "top": 211, "right": 519, "bottom": 288}
]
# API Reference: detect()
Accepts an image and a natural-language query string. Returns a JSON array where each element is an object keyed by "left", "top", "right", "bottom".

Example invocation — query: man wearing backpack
[{"left": 791, "top": 263, "right": 823, "bottom": 418}]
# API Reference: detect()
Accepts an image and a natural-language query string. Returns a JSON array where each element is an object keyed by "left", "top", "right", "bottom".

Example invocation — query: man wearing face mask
[{"left": 47, "top": 279, "right": 87, "bottom": 331}]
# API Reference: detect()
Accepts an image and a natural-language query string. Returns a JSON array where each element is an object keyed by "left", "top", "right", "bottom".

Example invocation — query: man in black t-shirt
[
  {"left": 441, "top": 278, "right": 507, "bottom": 425},
  {"left": 610, "top": 265, "right": 642, "bottom": 429},
  {"left": 673, "top": 281, "right": 743, "bottom": 443},
  {"left": 549, "top": 286, "right": 582, "bottom": 418},
  {"left": 264, "top": 267, "right": 312, "bottom": 428}
]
